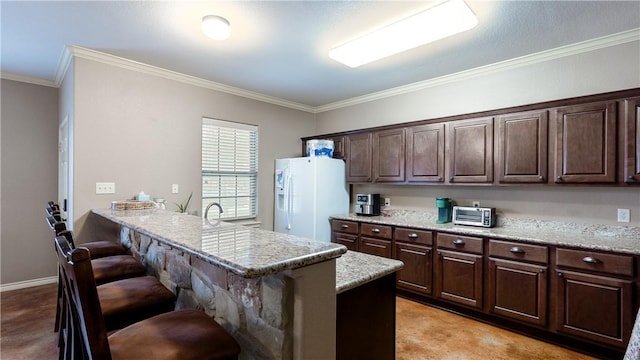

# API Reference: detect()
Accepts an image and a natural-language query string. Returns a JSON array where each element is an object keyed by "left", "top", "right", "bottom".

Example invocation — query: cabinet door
[
  {"left": 435, "top": 249, "right": 483, "bottom": 309},
  {"left": 332, "top": 232, "right": 358, "bottom": 251},
  {"left": 556, "top": 270, "right": 633, "bottom": 348},
  {"left": 406, "top": 123, "right": 445, "bottom": 183},
  {"left": 373, "top": 128, "right": 405, "bottom": 182},
  {"left": 496, "top": 110, "right": 548, "bottom": 183},
  {"left": 360, "top": 237, "right": 392, "bottom": 258},
  {"left": 551, "top": 101, "right": 617, "bottom": 183},
  {"left": 622, "top": 97, "right": 640, "bottom": 183},
  {"left": 447, "top": 117, "right": 494, "bottom": 183},
  {"left": 394, "top": 242, "right": 432, "bottom": 295},
  {"left": 345, "top": 133, "right": 372, "bottom": 182},
  {"left": 488, "top": 258, "right": 547, "bottom": 326}
]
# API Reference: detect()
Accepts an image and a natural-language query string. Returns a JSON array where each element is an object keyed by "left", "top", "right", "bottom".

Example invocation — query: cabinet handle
[
  {"left": 509, "top": 247, "right": 525, "bottom": 254},
  {"left": 438, "top": 177, "right": 443, "bottom": 181},
  {"left": 539, "top": 269, "right": 545, "bottom": 273},
  {"left": 449, "top": 177, "right": 454, "bottom": 182},
  {"left": 341, "top": 224, "right": 349, "bottom": 229},
  {"left": 556, "top": 176, "right": 562, "bottom": 181},
  {"left": 582, "top": 256, "right": 600, "bottom": 264},
  {"left": 538, "top": 175, "right": 544, "bottom": 181},
  {"left": 558, "top": 272, "right": 563, "bottom": 277},
  {"left": 452, "top": 239, "right": 465, "bottom": 246},
  {"left": 371, "top": 228, "right": 381, "bottom": 233},
  {"left": 407, "top": 233, "right": 418, "bottom": 238}
]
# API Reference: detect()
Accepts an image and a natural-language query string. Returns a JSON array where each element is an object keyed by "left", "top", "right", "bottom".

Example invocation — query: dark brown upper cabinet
[
  {"left": 345, "top": 132, "right": 372, "bottom": 182},
  {"left": 622, "top": 97, "right": 640, "bottom": 183},
  {"left": 373, "top": 128, "right": 406, "bottom": 182},
  {"left": 551, "top": 101, "right": 617, "bottom": 183},
  {"left": 446, "top": 117, "right": 494, "bottom": 183},
  {"left": 496, "top": 110, "right": 548, "bottom": 183},
  {"left": 406, "top": 123, "right": 445, "bottom": 183}
]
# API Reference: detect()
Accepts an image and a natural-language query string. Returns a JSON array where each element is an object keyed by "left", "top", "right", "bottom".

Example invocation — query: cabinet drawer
[
  {"left": 361, "top": 223, "right": 392, "bottom": 240},
  {"left": 332, "top": 233, "right": 358, "bottom": 251},
  {"left": 489, "top": 240, "right": 548, "bottom": 264},
  {"left": 437, "top": 233, "right": 483, "bottom": 254},
  {"left": 556, "top": 248, "right": 634, "bottom": 277},
  {"left": 394, "top": 228, "right": 433, "bottom": 246},
  {"left": 331, "top": 220, "right": 359, "bottom": 235},
  {"left": 360, "top": 237, "right": 392, "bottom": 258}
]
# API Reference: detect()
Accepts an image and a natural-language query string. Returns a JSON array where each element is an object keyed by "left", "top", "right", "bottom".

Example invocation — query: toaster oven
[{"left": 452, "top": 206, "right": 496, "bottom": 227}]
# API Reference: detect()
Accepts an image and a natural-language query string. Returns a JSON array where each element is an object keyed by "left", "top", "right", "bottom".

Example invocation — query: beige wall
[
  {"left": 71, "top": 58, "right": 315, "bottom": 241},
  {"left": 1, "top": 79, "right": 59, "bottom": 284},
  {"left": 317, "top": 41, "right": 640, "bottom": 226}
]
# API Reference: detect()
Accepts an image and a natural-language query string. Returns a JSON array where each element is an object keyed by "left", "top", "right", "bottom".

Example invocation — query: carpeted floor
[{"left": 1, "top": 284, "right": 597, "bottom": 359}]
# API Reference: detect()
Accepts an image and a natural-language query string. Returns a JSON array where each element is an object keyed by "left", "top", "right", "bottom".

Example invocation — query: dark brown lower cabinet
[
  {"left": 556, "top": 269, "right": 633, "bottom": 348},
  {"left": 394, "top": 241, "right": 432, "bottom": 295},
  {"left": 488, "top": 258, "right": 548, "bottom": 326},
  {"left": 360, "top": 237, "right": 392, "bottom": 258},
  {"left": 332, "top": 232, "right": 358, "bottom": 251},
  {"left": 435, "top": 249, "right": 483, "bottom": 309}
]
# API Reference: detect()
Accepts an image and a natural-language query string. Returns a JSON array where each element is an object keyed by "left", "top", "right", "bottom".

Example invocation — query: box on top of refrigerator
[{"left": 306, "top": 139, "right": 334, "bottom": 158}]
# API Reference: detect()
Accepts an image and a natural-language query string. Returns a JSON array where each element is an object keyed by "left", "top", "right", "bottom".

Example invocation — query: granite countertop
[
  {"left": 92, "top": 208, "right": 347, "bottom": 278},
  {"left": 332, "top": 209, "right": 640, "bottom": 255},
  {"left": 335, "top": 251, "right": 403, "bottom": 294}
]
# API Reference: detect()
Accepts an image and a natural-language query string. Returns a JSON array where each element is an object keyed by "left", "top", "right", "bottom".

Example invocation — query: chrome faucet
[{"left": 204, "top": 202, "right": 224, "bottom": 220}]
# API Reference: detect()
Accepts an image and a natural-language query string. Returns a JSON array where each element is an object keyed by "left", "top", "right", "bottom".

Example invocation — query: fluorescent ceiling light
[{"left": 329, "top": 0, "right": 478, "bottom": 68}]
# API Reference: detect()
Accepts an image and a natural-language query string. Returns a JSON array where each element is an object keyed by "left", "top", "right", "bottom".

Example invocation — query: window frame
[{"left": 201, "top": 117, "right": 259, "bottom": 221}]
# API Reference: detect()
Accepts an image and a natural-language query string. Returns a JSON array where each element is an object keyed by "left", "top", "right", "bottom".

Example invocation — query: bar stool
[
  {"left": 52, "top": 233, "right": 177, "bottom": 360},
  {"left": 55, "top": 235, "right": 240, "bottom": 360},
  {"left": 45, "top": 215, "right": 147, "bottom": 285},
  {"left": 46, "top": 202, "right": 128, "bottom": 258}
]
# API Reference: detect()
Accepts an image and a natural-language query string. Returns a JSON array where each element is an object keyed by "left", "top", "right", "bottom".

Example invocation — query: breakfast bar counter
[{"left": 90, "top": 208, "right": 402, "bottom": 360}]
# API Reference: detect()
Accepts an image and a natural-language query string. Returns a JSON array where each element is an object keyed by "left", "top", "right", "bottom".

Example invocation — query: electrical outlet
[
  {"left": 384, "top": 197, "right": 391, "bottom": 206},
  {"left": 96, "top": 182, "right": 115, "bottom": 194},
  {"left": 172, "top": 184, "right": 179, "bottom": 194},
  {"left": 617, "top": 208, "right": 630, "bottom": 223},
  {"left": 472, "top": 201, "right": 480, "bottom": 207}
]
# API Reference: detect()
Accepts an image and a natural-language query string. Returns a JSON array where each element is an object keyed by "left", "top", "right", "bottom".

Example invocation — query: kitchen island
[{"left": 89, "top": 208, "right": 402, "bottom": 360}]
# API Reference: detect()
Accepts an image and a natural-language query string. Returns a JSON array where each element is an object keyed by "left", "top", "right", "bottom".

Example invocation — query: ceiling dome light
[{"left": 202, "top": 15, "right": 231, "bottom": 41}]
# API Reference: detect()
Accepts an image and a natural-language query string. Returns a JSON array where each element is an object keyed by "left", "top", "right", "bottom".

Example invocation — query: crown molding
[
  {"left": 0, "top": 72, "right": 57, "bottom": 87},
  {"left": 60, "top": 46, "right": 316, "bottom": 113},
  {"left": 47, "top": 27, "right": 640, "bottom": 114},
  {"left": 315, "top": 28, "right": 640, "bottom": 113}
]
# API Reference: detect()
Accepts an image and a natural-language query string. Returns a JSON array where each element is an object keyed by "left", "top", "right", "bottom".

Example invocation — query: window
[{"left": 202, "top": 118, "right": 258, "bottom": 220}]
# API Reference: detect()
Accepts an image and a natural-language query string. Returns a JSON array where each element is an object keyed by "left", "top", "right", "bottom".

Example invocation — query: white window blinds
[{"left": 202, "top": 118, "right": 258, "bottom": 220}]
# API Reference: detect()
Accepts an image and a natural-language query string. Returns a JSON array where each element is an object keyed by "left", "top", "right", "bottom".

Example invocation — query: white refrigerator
[{"left": 274, "top": 157, "right": 349, "bottom": 242}]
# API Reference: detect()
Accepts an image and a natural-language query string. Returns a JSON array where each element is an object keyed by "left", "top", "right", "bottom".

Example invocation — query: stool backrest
[
  {"left": 55, "top": 235, "right": 112, "bottom": 359},
  {"left": 46, "top": 214, "right": 66, "bottom": 236}
]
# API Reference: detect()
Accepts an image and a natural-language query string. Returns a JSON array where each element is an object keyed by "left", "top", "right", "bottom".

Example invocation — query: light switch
[
  {"left": 617, "top": 209, "right": 630, "bottom": 223},
  {"left": 172, "top": 184, "right": 179, "bottom": 194}
]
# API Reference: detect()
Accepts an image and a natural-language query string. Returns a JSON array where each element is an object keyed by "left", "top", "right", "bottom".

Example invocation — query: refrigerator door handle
[{"left": 284, "top": 169, "right": 293, "bottom": 230}]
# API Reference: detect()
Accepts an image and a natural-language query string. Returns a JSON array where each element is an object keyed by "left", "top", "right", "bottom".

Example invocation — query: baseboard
[{"left": 0, "top": 276, "right": 57, "bottom": 292}]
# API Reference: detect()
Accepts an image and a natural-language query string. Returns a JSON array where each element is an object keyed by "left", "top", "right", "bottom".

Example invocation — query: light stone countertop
[
  {"left": 332, "top": 209, "right": 640, "bottom": 255},
  {"left": 335, "top": 250, "right": 403, "bottom": 294},
  {"left": 92, "top": 208, "right": 348, "bottom": 279}
]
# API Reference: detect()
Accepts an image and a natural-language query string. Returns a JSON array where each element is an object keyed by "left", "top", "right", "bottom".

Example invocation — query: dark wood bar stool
[
  {"left": 52, "top": 232, "right": 177, "bottom": 359},
  {"left": 46, "top": 202, "right": 128, "bottom": 258},
  {"left": 45, "top": 215, "right": 147, "bottom": 285},
  {"left": 55, "top": 235, "right": 240, "bottom": 360}
]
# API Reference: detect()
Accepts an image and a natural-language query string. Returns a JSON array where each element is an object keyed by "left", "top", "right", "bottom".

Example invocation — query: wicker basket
[{"left": 111, "top": 200, "right": 154, "bottom": 210}]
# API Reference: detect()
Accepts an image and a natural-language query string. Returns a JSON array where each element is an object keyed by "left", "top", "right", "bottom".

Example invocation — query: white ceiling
[{"left": 2, "top": 1, "right": 639, "bottom": 110}]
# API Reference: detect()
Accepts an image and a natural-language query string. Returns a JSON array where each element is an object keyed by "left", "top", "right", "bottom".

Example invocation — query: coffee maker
[{"left": 355, "top": 193, "right": 381, "bottom": 216}]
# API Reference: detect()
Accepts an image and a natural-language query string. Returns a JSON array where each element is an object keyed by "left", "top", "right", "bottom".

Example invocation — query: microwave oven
[{"left": 452, "top": 206, "right": 496, "bottom": 228}]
